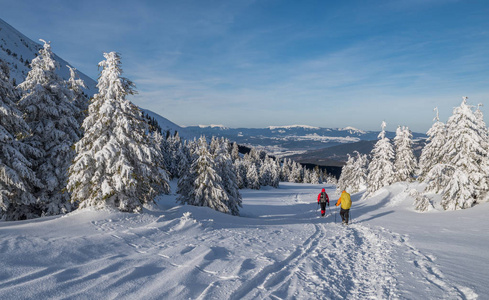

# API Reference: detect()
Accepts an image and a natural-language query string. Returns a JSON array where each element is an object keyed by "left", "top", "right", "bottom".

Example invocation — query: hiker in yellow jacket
[{"left": 336, "top": 190, "right": 352, "bottom": 225}]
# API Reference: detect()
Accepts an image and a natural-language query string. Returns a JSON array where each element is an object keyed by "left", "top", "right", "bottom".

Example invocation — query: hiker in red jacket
[{"left": 317, "top": 188, "right": 330, "bottom": 217}]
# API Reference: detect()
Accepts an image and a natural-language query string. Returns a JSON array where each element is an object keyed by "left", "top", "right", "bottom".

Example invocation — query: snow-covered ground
[{"left": 0, "top": 182, "right": 487, "bottom": 299}]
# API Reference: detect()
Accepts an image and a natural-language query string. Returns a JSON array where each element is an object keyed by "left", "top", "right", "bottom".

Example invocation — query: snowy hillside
[
  {"left": 0, "top": 182, "right": 486, "bottom": 299},
  {"left": 0, "top": 18, "right": 96, "bottom": 94}
]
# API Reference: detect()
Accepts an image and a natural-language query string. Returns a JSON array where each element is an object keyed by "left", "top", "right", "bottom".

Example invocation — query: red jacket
[{"left": 317, "top": 188, "right": 329, "bottom": 203}]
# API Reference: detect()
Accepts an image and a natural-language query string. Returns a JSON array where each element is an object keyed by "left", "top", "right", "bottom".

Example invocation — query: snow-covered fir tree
[
  {"left": 0, "top": 59, "right": 43, "bottom": 220},
  {"left": 66, "top": 65, "right": 88, "bottom": 124},
  {"left": 167, "top": 132, "right": 186, "bottom": 179},
  {"left": 289, "top": 161, "right": 303, "bottom": 183},
  {"left": 365, "top": 121, "right": 396, "bottom": 196},
  {"left": 418, "top": 108, "right": 447, "bottom": 182},
  {"left": 337, "top": 154, "right": 355, "bottom": 193},
  {"left": 309, "top": 167, "right": 320, "bottom": 184},
  {"left": 411, "top": 189, "right": 434, "bottom": 212},
  {"left": 213, "top": 137, "right": 242, "bottom": 215},
  {"left": 259, "top": 156, "right": 274, "bottom": 186},
  {"left": 302, "top": 167, "right": 312, "bottom": 183},
  {"left": 436, "top": 98, "right": 488, "bottom": 210},
  {"left": 231, "top": 142, "right": 240, "bottom": 162},
  {"left": 175, "top": 139, "right": 190, "bottom": 179},
  {"left": 234, "top": 159, "right": 248, "bottom": 189},
  {"left": 280, "top": 158, "right": 291, "bottom": 182},
  {"left": 246, "top": 162, "right": 260, "bottom": 189},
  {"left": 394, "top": 126, "right": 417, "bottom": 182},
  {"left": 18, "top": 40, "right": 81, "bottom": 216},
  {"left": 337, "top": 151, "right": 368, "bottom": 193},
  {"left": 67, "top": 52, "right": 170, "bottom": 212},
  {"left": 351, "top": 152, "right": 368, "bottom": 192},
  {"left": 177, "top": 136, "right": 232, "bottom": 214},
  {"left": 271, "top": 159, "right": 281, "bottom": 187}
]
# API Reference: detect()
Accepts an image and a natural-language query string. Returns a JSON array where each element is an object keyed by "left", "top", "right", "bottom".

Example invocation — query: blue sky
[{"left": 2, "top": 0, "right": 489, "bottom": 132}]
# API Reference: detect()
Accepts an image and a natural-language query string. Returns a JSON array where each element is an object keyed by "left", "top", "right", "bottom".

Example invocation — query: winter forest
[{"left": 1, "top": 40, "right": 488, "bottom": 221}]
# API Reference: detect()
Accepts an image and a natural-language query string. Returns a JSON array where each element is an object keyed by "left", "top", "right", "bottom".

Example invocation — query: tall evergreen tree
[
  {"left": 18, "top": 40, "right": 80, "bottom": 216},
  {"left": 394, "top": 126, "right": 417, "bottom": 182},
  {"left": 231, "top": 142, "right": 240, "bottom": 162},
  {"left": 259, "top": 156, "right": 274, "bottom": 186},
  {"left": 366, "top": 121, "right": 395, "bottom": 196},
  {"left": 337, "top": 154, "right": 355, "bottom": 193},
  {"left": 234, "top": 159, "right": 248, "bottom": 189},
  {"left": 214, "top": 138, "right": 242, "bottom": 215},
  {"left": 177, "top": 136, "right": 230, "bottom": 214},
  {"left": 351, "top": 152, "right": 368, "bottom": 192},
  {"left": 66, "top": 65, "right": 88, "bottom": 125},
  {"left": 437, "top": 98, "right": 488, "bottom": 210},
  {"left": 0, "top": 59, "right": 42, "bottom": 220},
  {"left": 67, "top": 52, "right": 169, "bottom": 212},
  {"left": 418, "top": 108, "right": 447, "bottom": 182},
  {"left": 246, "top": 162, "right": 260, "bottom": 189}
]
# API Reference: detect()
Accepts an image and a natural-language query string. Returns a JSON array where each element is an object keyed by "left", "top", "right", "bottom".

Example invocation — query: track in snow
[{"left": 0, "top": 184, "right": 478, "bottom": 299}]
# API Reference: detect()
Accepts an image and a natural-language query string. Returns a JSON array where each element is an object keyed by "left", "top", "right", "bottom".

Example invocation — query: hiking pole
[{"left": 334, "top": 205, "right": 337, "bottom": 223}]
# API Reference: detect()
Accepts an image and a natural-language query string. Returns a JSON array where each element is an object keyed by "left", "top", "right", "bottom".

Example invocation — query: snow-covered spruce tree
[
  {"left": 231, "top": 142, "right": 240, "bottom": 162},
  {"left": 213, "top": 137, "right": 242, "bottom": 215},
  {"left": 437, "top": 97, "right": 488, "bottom": 210},
  {"left": 67, "top": 52, "right": 170, "bottom": 212},
  {"left": 411, "top": 189, "right": 434, "bottom": 212},
  {"left": 66, "top": 65, "right": 88, "bottom": 125},
  {"left": 0, "top": 59, "right": 43, "bottom": 220},
  {"left": 310, "top": 167, "right": 320, "bottom": 184},
  {"left": 280, "top": 158, "right": 291, "bottom": 182},
  {"left": 418, "top": 108, "right": 447, "bottom": 182},
  {"left": 175, "top": 139, "right": 190, "bottom": 179},
  {"left": 167, "top": 132, "right": 186, "bottom": 179},
  {"left": 337, "top": 154, "right": 355, "bottom": 193},
  {"left": 337, "top": 151, "right": 367, "bottom": 193},
  {"left": 246, "top": 162, "right": 260, "bottom": 189},
  {"left": 234, "top": 159, "right": 248, "bottom": 189},
  {"left": 177, "top": 136, "right": 231, "bottom": 214},
  {"left": 394, "top": 126, "right": 417, "bottom": 182},
  {"left": 302, "top": 167, "right": 311, "bottom": 183},
  {"left": 271, "top": 159, "right": 281, "bottom": 187},
  {"left": 259, "top": 156, "right": 274, "bottom": 186},
  {"left": 18, "top": 40, "right": 81, "bottom": 216},
  {"left": 289, "top": 161, "right": 303, "bottom": 183},
  {"left": 365, "top": 121, "right": 395, "bottom": 196},
  {"left": 351, "top": 152, "right": 368, "bottom": 192}
]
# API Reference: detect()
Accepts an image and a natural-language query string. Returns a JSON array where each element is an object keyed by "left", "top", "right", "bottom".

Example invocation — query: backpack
[
  {"left": 341, "top": 192, "right": 352, "bottom": 209},
  {"left": 320, "top": 192, "right": 328, "bottom": 203}
]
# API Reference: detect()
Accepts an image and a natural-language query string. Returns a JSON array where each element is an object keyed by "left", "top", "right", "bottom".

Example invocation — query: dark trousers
[
  {"left": 320, "top": 202, "right": 327, "bottom": 216},
  {"left": 340, "top": 208, "right": 350, "bottom": 223}
]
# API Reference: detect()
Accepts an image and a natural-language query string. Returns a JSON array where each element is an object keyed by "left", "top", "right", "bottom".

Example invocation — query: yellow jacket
[{"left": 336, "top": 191, "right": 352, "bottom": 209}]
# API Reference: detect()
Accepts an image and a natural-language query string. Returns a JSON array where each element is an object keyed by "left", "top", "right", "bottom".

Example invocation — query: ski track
[{"left": 0, "top": 189, "right": 477, "bottom": 299}]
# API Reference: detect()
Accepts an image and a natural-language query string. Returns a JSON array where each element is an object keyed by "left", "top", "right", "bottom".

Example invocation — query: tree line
[
  {"left": 337, "top": 98, "right": 488, "bottom": 211},
  {"left": 1, "top": 40, "right": 335, "bottom": 221}
]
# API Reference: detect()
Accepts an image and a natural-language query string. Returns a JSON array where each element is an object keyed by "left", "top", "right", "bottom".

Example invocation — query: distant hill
[
  {"left": 0, "top": 18, "right": 96, "bottom": 94},
  {"left": 182, "top": 124, "right": 426, "bottom": 156},
  {"left": 286, "top": 139, "right": 427, "bottom": 167}
]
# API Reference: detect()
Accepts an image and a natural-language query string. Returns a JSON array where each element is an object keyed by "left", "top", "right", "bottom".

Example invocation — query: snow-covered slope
[
  {"left": 0, "top": 182, "right": 486, "bottom": 299},
  {"left": 0, "top": 18, "right": 96, "bottom": 94}
]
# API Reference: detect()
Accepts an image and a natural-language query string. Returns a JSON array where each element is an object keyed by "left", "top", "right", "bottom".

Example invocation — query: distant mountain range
[
  {"left": 144, "top": 108, "right": 427, "bottom": 166},
  {"left": 1, "top": 18, "right": 427, "bottom": 167}
]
